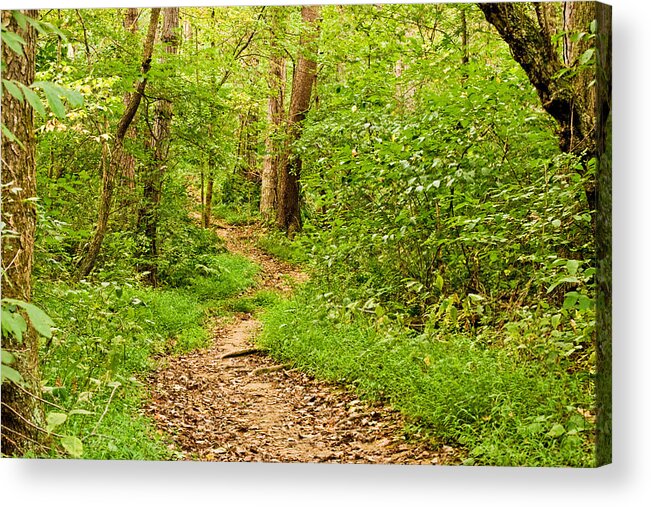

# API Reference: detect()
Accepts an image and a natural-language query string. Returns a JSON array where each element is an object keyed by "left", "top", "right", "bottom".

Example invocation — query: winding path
[{"left": 145, "top": 223, "right": 459, "bottom": 464}]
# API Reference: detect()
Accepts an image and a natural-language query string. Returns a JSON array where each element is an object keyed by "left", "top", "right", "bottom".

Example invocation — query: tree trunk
[
  {"left": 237, "top": 105, "right": 260, "bottom": 183},
  {"left": 203, "top": 167, "right": 214, "bottom": 229},
  {"left": 138, "top": 7, "right": 179, "bottom": 286},
  {"left": 594, "top": 2, "right": 612, "bottom": 467},
  {"left": 260, "top": 37, "right": 286, "bottom": 220},
  {"left": 1, "top": 9, "right": 44, "bottom": 456},
  {"left": 276, "top": 5, "right": 320, "bottom": 235},
  {"left": 76, "top": 7, "right": 161, "bottom": 279},
  {"left": 461, "top": 8, "right": 469, "bottom": 66},
  {"left": 478, "top": 1, "right": 598, "bottom": 214},
  {"left": 120, "top": 7, "right": 139, "bottom": 193}
]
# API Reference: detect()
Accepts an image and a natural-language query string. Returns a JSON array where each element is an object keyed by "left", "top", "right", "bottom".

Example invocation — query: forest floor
[{"left": 145, "top": 222, "right": 460, "bottom": 464}]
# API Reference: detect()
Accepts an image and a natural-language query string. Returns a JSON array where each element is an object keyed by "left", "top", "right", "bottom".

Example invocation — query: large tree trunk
[
  {"left": 594, "top": 2, "right": 612, "bottom": 467},
  {"left": 1, "top": 9, "right": 44, "bottom": 456},
  {"left": 276, "top": 5, "right": 320, "bottom": 235},
  {"left": 260, "top": 41, "right": 286, "bottom": 220},
  {"left": 138, "top": 7, "right": 179, "bottom": 286},
  {"left": 76, "top": 8, "right": 161, "bottom": 279},
  {"left": 478, "top": 1, "right": 598, "bottom": 213}
]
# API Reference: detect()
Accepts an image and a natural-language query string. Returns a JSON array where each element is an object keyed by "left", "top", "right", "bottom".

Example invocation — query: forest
[{"left": 1, "top": 2, "right": 611, "bottom": 467}]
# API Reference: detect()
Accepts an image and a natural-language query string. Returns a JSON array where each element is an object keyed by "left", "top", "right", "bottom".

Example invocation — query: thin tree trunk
[
  {"left": 237, "top": 105, "right": 260, "bottom": 182},
  {"left": 76, "top": 8, "right": 161, "bottom": 279},
  {"left": 276, "top": 5, "right": 320, "bottom": 235},
  {"left": 120, "top": 7, "right": 139, "bottom": 193},
  {"left": 1, "top": 9, "right": 44, "bottom": 456},
  {"left": 138, "top": 7, "right": 179, "bottom": 286},
  {"left": 203, "top": 168, "right": 214, "bottom": 229}
]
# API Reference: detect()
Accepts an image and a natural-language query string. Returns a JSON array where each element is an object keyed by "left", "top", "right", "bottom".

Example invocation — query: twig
[
  {"left": 220, "top": 348, "right": 262, "bottom": 359},
  {"left": 12, "top": 381, "right": 67, "bottom": 412},
  {"left": 88, "top": 383, "right": 119, "bottom": 438}
]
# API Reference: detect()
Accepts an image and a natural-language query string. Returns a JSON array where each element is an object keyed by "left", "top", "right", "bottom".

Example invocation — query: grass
[
  {"left": 219, "top": 290, "right": 283, "bottom": 314},
  {"left": 212, "top": 203, "right": 259, "bottom": 226},
  {"left": 258, "top": 284, "right": 596, "bottom": 467},
  {"left": 256, "top": 230, "right": 307, "bottom": 265},
  {"left": 32, "top": 250, "right": 260, "bottom": 460}
]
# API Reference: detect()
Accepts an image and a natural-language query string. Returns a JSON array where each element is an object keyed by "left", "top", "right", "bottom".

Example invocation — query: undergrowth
[
  {"left": 33, "top": 250, "right": 258, "bottom": 460},
  {"left": 258, "top": 282, "right": 596, "bottom": 467}
]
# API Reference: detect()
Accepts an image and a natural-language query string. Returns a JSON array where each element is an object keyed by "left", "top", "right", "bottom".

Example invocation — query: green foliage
[
  {"left": 259, "top": 285, "right": 595, "bottom": 467},
  {"left": 29, "top": 222, "right": 261, "bottom": 458},
  {"left": 1, "top": 299, "right": 56, "bottom": 386},
  {"left": 220, "top": 290, "right": 282, "bottom": 314},
  {"left": 256, "top": 230, "right": 308, "bottom": 265}
]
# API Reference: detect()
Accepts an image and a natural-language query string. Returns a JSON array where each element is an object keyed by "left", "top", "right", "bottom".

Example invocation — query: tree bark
[
  {"left": 76, "top": 7, "right": 161, "bottom": 279},
  {"left": 119, "top": 7, "right": 139, "bottom": 193},
  {"left": 1, "top": 9, "right": 44, "bottom": 456},
  {"left": 594, "top": 2, "right": 611, "bottom": 467},
  {"left": 237, "top": 105, "right": 260, "bottom": 183},
  {"left": 138, "top": 7, "right": 179, "bottom": 286},
  {"left": 260, "top": 30, "right": 286, "bottom": 220},
  {"left": 276, "top": 5, "right": 320, "bottom": 235},
  {"left": 478, "top": 1, "right": 598, "bottom": 213}
]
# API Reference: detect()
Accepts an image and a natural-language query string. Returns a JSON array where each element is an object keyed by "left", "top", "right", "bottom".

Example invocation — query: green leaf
[
  {"left": 1, "top": 363, "right": 24, "bottom": 385},
  {"left": 546, "top": 276, "right": 580, "bottom": 294},
  {"left": 1, "top": 122, "right": 25, "bottom": 148},
  {"left": 34, "top": 82, "right": 66, "bottom": 119},
  {"left": 58, "top": 86, "right": 84, "bottom": 107},
  {"left": 12, "top": 11, "right": 28, "bottom": 30},
  {"left": 562, "top": 292, "right": 580, "bottom": 309},
  {"left": 2, "top": 298, "right": 54, "bottom": 338},
  {"left": 547, "top": 423, "right": 565, "bottom": 438},
  {"left": 448, "top": 305, "right": 458, "bottom": 325},
  {"left": 551, "top": 314, "right": 561, "bottom": 329},
  {"left": 25, "top": 17, "right": 48, "bottom": 36},
  {"left": 435, "top": 274, "right": 444, "bottom": 291},
  {"left": 3, "top": 79, "right": 24, "bottom": 102},
  {"left": 2, "top": 307, "right": 28, "bottom": 342},
  {"left": 566, "top": 259, "right": 579, "bottom": 275},
  {"left": 1, "top": 29, "right": 26, "bottom": 56},
  {"left": 61, "top": 435, "right": 83, "bottom": 458},
  {"left": 46, "top": 412, "right": 68, "bottom": 432},
  {"left": 579, "top": 48, "right": 595, "bottom": 66},
  {"left": 18, "top": 83, "right": 46, "bottom": 117},
  {"left": 1, "top": 349, "right": 16, "bottom": 365},
  {"left": 551, "top": 219, "right": 561, "bottom": 228},
  {"left": 34, "top": 19, "right": 67, "bottom": 41}
]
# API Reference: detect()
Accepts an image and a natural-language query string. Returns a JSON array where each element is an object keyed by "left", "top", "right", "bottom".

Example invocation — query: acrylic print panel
[{"left": 1, "top": 1, "right": 611, "bottom": 467}]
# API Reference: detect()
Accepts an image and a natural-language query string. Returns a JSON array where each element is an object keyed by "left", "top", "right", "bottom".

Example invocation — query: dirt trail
[{"left": 145, "top": 223, "right": 458, "bottom": 464}]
